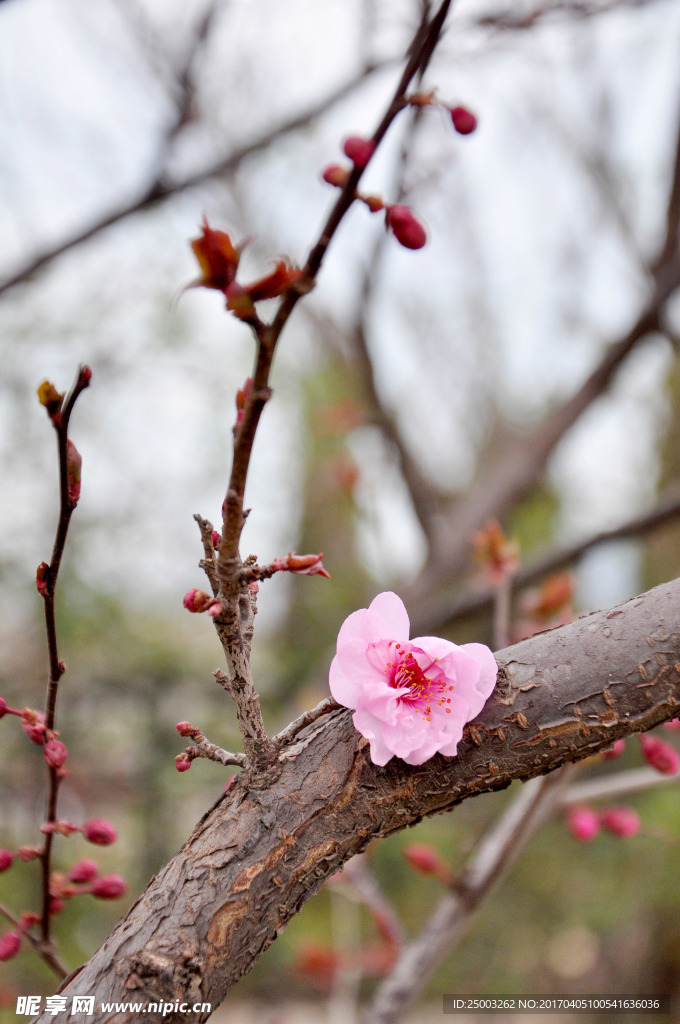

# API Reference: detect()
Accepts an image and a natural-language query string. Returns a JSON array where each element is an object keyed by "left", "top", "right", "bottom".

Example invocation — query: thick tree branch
[{"left": 37, "top": 577, "right": 680, "bottom": 1023}]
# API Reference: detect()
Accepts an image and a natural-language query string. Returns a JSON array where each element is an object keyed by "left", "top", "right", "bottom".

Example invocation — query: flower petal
[{"left": 363, "top": 592, "right": 410, "bottom": 643}]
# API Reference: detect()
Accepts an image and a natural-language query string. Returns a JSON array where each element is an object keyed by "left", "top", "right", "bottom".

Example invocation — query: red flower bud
[
  {"left": 175, "top": 756, "right": 192, "bottom": 772},
  {"left": 90, "top": 874, "right": 127, "bottom": 899},
  {"left": 44, "top": 738, "right": 68, "bottom": 769},
  {"left": 175, "top": 721, "right": 196, "bottom": 737},
  {"left": 82, "top": 819, "right": 117, "bottom": 845},
  {"left": 640, "top": 734, "right": 680, "bottom": 775},
  {"left": 322, "top": 164, "right": 349, "bottom": 188},
  {"left": 67, "top": 859, "right": 99, "bottom": 883},
  {"left": 0, "top": 850, "right": 14, "bottom": 872},
  {"left": 565, "top": 805, "right": 600, "bottom": 842},
  {"left": 49, "top": 898, "right": 65, "bottom": 915},
  {"left": 0, "top": 933, "right": 21, "bottom": 961},
  {"left": 66, "top": 439, "right": 82, "bottom": 506},
  {"left": 211, "top": 530, "right": 221, "bottom": 547},
  {"left": 449, "top": 105, "right": 477, "bottom": 135},
  {"left": 600, "top": 805, "right": 640, "bottom": 838},
  {"left": 21, "top": 709, "right": 46, "bottom": 745},
  {"left": 0, "top": 697, "right": 7, "bottom": 718},
  {"left": 182, "top": 588, "right": 219, "bottom": 614},
  {"left": 343, "top": 135, "right": 376, "bottom": 169},
  {"left": 386, "top": 205, "right": 427, "bottom": 250}
]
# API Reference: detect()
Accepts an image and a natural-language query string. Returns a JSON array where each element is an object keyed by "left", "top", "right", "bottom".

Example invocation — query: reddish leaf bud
[
  {"left": 0, "top": 933, "right": 21, "bottom": 961},
  {"left": 601, "top": 805, "right": 640, "bottom": 838},
  {"left": 190, "top": 217, "right": 243, "bottom": 292},
  {"left": 36, "top": 562, "right": 50, "bottom": 597},
  {"left": 449, "top": 105, "right": 477, "bottom": 135},
  {"left": 78, "top": 365, "right": 93, "bottom": 387},
  {"left": 322, "top": 164, "right": 349, "bottom": 188},
  {"left": 90, "top": 874, "right": 127, "bottom": 899},
  {"left": 242, "top": 261, "right": 304, "bottom": 303},
  {"left": 565, "top": 805, "right": 600, "bottom": 842},
  {"left": 385, "top": 205, "right": 427, "bottom": 250},
  {"left": 472, "top": 520, "right": 520, "bottom": 582},
  {"left": 66, "top": 439, "right": 82, "bottom": 505},
  {"left": 0, "top": 850, "right": 14, "bottom": 872},
  {"left": 364, "top": 194, "right": 385, "bottom": 214},
  {"left": 67, "top": 859, "right": 99, "bottom": 883},
  {"left": 640, "top": 734, "right": 680, "bottom": 775},
  {"left": 343, "top": 135, "right": 376, "bottom": 169},
  {"left": 83, "top": 819, "right": 117, "bottom": 845},
  {"left": 37, "top": 380, "right": 64, "bottom": 418}
]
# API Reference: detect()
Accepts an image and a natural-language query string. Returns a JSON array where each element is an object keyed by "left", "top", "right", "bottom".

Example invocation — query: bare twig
[
  {"left": 37, "top": 367, "right": 91, "bottom": 949},
  {"left": 0, "top": 902, "right": 67, "bottom": 980},
  {"left": 273, "top": 697, "right": 342, "bottom": 751},
  {"left": 561, "top": 765, "right": 679, "bottom": 805}
]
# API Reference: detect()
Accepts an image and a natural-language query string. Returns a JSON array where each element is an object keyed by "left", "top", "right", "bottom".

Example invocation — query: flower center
[{"left": 385, "top": 643, "right": 454, "bottom": 720}]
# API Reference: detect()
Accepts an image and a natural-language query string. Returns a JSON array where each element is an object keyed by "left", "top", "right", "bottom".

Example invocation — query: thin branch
[
  {"left": 272, "top": 697, "right": 342, "bottom": 751},
  {"left": 561, "top": 765, "right": 679, "bottom": 805},
  {"left": 0, "top": 903, "right": 68, "bottom": 980}
]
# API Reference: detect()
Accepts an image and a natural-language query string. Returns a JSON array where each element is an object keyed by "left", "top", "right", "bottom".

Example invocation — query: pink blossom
[
  {"left": 566, "top": 805, "right": 600, "bottom": 842},
  {"left": 329, "top": 592, "right": 497, "bottom": 766}
]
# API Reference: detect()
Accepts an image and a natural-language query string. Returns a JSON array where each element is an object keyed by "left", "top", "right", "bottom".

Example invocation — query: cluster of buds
[
  {"left": 322, "top": 154, "right": 427, "bottom": 251},
  {"left": 566, "top": 804, "right": 641, "bottom": 842},
  {"left": 0, "top": 698, "right": 69, "bottom": 776},
  {"left": 188, "top": 218, "right": 307, "bottom": 322},
  {"left": 49, "top": 860, "right": 126, "bottom": 913},
  {"left": 182, "top": 588, "right": 222, "bottom": 617}
]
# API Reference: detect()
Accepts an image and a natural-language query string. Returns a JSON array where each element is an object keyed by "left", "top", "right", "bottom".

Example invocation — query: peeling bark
[{"left": 41, "top": 578, "right": 680, "bottom": 1023}]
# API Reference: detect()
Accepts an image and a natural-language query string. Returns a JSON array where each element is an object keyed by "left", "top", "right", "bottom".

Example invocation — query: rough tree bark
[{"left": 40, "top": 578, "right": 680, "bottom": 1023}]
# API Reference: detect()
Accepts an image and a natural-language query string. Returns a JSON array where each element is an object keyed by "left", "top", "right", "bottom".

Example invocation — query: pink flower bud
[
  {"left": 386, "top": 205, "right": 427, "bottom": 250},
  {"left": 175, "top": 756, "right": 192, "bottom": 772},
  {"left": 449, "top": 105, "right": 477, "bottom": 135},
  {"left": 44, "top": 738, "right": 68, "bottom": 769},
  {"left": 0, "top": 850, "right": 14, "bottom": 872},
  {"left": 0, "top": 697, "right": 8, "bottom": 718},
  {"left": 343, "top": 135, "right": 376, "bottom": 169},
  {"left": 18, "top": 846, "right": 40, "bottom": 861},
  {"left": 601, "top": 805, "right": 640, "bottom": 838},
  {"left": 211, "top": 530, "right": 221, "bottom": 547},
  {"left": 66, "top": 439, "right": 82, "bottom": 505},
  {"left": 68, "top": 859, "right": 99, "bottom": 883},
  {"left": 49, "top": 898, "right": 65, "bottom": 915},
  {"left": 35, "top": 562, "right": 50, "bottom": 597},
  {"left": 566, "top": 805, "right": 600, "bottom": 842},
  {"left": 322, "top": 164, "right": 349, "bottom": 188},
  {"left": 21, "top": 709, "right": 46, "bottom": 745},
  {"left": 83, "top": 819, "right": 117, "bottom": 845},
  {"left": 90, "top": 874, "right": 127, "bottom": 899},
  {"left": 182, "top": 588, "right": 219, "bottom": 614},
  {"left": 403, "top": 843, "right": 447, "bottom": 877},
  {"left": 176, "top": 721, "right": 196, "bottom": 737},
  {"left": 0, "top": 932, "right": 21, "bottom": 961},
  {"left": 640, "top": 734, "right": 680, "bottom": 775},
  {"left": 602, "top": 739, "right": 626, "bottom": 759},
  {"left": 272, "top": 552, "right": 330, "bottom": 578}
]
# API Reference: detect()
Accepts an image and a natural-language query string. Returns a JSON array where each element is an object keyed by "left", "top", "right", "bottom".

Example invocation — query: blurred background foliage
[{"left": 1, "top": 0, "right": 680, "bottom": 1021}]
